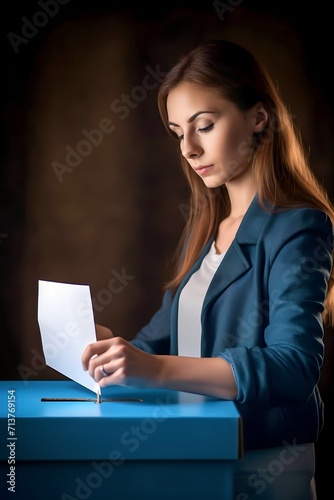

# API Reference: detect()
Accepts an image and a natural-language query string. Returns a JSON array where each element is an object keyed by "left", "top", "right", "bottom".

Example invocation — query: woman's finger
[
  {"left": 81, "top": 339, "right": 113, "bottom": 370},
  {"left": 95, "top": 324, "right": 113, "bottom": 340},
  {"left": 94, "top": 364, "right": 111, "bottom": 383}
]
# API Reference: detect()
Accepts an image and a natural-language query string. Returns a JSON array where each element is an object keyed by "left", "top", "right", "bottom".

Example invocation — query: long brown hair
[{"left": 158, "top": 39, "right": 334, "bottom": 327}]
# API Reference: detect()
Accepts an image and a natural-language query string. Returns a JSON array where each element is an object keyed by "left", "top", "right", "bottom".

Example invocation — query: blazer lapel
[
  {"left": 170, "top": 193, "right": 271, "bottom": 354},
  {"left": 202, "top": 240, "right": 251, "bottom": 316},
  {"left": 202, "top": 194, "right": 271, "bottom": 312}
]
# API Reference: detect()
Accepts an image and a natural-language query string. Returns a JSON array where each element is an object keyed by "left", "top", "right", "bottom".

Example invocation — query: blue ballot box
[{"left": 0, "top": 380, "right": 243, "bottom": 500}]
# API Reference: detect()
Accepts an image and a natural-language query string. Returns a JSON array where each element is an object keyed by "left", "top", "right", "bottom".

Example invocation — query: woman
[{"left": 82, "top": 40, "right": 334, "bottom": 498}]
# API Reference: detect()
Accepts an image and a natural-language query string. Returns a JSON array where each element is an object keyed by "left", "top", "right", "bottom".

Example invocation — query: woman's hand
[
  {"left": 81, "top": 337, "right": 161, "bottom": 388},
  {"left": 82, "top": 334, "right": 237, "bottom": 399}
]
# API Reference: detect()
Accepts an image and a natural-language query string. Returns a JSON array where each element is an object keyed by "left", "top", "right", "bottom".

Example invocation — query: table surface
[{"left": 0, "top": 380, "right": 243, "bottom": 460}]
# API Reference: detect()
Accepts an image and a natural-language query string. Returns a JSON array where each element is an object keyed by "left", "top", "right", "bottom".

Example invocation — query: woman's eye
[
  {"left": 177, "top": 123, "right": 213, "bottom": 141},
  {"left": 198, "top": 124, "right": 214, "bottom": 133}
]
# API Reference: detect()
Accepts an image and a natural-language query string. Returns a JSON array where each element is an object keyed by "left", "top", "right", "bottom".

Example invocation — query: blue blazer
[{"left": 131, "top": 195, "right": 334, "bottom": 450}]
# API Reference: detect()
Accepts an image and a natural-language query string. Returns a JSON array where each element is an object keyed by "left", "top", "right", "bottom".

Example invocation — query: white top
[{"left": 177, "top": 241, "right": 226, "bottom": 357}]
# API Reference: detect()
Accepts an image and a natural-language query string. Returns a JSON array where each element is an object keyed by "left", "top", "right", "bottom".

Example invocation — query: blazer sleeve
[
  {"left": 219, "top": 208, "right": 334, "bottom": 407},
  {"left": 129, "top": 288, "right": 172, "bottom": 355}
]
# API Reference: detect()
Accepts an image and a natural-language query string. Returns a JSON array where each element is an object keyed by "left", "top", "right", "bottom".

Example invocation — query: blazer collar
[
  {"left": 202, "top": 193, "right": 271, "bottom": 309},
  {"left": 235, "top": 192, "right": 272, "bottom": 244},
  {"left": 170, "top": 193, "right": 272, "bottom": 351}
]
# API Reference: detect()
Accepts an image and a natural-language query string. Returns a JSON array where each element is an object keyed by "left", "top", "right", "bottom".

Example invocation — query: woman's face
[{"left": 166, "top": 82, "right": 265, "bottom": 189}]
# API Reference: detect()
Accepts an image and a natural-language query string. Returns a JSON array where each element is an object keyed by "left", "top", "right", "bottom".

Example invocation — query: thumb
[{"left": 95, "top": 323, "right": 113, "bottom": 340}]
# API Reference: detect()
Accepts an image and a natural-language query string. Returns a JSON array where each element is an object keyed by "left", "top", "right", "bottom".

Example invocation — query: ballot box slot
[{"left": 41, "top": 397, "right": 144, "bottom": 404}]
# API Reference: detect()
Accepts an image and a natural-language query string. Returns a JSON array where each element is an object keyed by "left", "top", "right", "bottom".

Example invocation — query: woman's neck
[{"left": 225, "top": 172, "right": 257, "bottom": 219}]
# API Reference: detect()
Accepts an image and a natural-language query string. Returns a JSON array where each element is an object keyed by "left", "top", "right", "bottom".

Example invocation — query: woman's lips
[{"left": 194, "top": 165, "right": 213, "bottom": 175}]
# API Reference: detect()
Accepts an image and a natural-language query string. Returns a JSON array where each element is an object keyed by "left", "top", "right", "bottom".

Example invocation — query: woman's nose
[{"left": 181, "top": 136, "right": 203, "bottom": 159}]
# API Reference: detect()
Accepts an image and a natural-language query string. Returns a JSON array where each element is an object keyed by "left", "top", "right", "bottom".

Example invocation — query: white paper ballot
[{"left": 37, "top": 279, "right": 100, "bottom": 396}]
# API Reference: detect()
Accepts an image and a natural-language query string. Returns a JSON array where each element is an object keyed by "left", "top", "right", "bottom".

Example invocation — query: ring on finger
[{"left": 100, "top": 365, "right": 109, "bottom": 377}]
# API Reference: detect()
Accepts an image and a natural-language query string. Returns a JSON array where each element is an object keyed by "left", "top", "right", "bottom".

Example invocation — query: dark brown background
[{"left": 1, "top": 0, "right": 333, "bottom": 497}]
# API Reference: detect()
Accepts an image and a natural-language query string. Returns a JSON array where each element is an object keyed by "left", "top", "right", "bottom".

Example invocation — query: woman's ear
[{"left": 253, "top": 103, "right": 269, "bottom": 133}]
